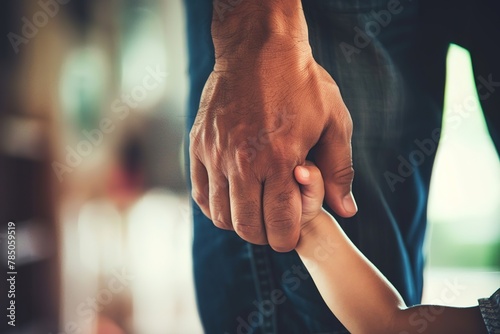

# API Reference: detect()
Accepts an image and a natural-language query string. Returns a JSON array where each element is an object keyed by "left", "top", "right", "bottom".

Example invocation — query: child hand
[{"left": 294, "top": 162, "right": 325, "bottom": 228}]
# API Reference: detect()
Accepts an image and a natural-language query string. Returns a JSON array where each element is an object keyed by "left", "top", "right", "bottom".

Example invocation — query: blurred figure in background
[{"left": 1, "top": 0, "right": 199, "bottom": 333}]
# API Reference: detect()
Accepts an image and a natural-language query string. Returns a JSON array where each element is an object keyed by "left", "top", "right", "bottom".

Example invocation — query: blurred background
[{"left": 0, "top": 1, "right": 498, "bottom": 334}]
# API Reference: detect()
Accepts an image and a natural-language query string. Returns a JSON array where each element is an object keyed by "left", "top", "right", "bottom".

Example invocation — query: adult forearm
[{"left": 211, "top": 0, "right": 311, "bottom": 71}]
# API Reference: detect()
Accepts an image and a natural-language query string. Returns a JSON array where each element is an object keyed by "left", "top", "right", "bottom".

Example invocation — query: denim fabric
[{"left": 183, "top": 0, "right": 499, "bottom": 333}]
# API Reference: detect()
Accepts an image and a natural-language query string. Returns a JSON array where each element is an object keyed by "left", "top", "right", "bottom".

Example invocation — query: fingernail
[
  {"left": 300, "top": 167, "right": 310, "bottom": 179},
  {"left": 342, "top": 193, "right": 358, "bottom": 215}
]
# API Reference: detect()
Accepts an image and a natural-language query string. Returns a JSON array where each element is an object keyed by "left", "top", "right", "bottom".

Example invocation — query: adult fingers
[
  {"left": 229, "top": 173, "right": 267, "bottom": 245},
  {"left": 190, "top": 156, "right": 212, "bottom": 219},
  {"left": 263, "top": 166, "right": 301, "bottom": 252},
  {"left": 207, "top": 167, "right": 233, "bottom": 231}
]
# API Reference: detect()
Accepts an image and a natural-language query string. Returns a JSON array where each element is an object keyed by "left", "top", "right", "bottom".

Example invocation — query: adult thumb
[{"left": 314, "top": 115, "right": 357, "bottom": 218}]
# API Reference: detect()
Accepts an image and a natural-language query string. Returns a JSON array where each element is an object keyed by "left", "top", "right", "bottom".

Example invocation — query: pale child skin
[{"left": 293, "top": 162, "right": 488, "bottom": 334}]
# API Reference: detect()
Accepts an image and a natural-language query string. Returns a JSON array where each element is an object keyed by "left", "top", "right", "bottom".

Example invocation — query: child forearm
[
  {"left": 296, "top": 210, "right": 406, "bottom": 334},
  {"left": 295, "top": 210, "right": 488, "bottom": 334}
]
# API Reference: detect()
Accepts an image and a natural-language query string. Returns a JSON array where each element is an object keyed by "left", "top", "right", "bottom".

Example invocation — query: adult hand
[{"left": 189, "top": 1, "right": 357, "bottom": 252}]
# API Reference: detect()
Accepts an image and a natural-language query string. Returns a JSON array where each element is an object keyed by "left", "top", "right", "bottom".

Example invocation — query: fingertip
[
  {"left": 301, "top": 166, "right": 310, "bottom": 179},
  {"left": 325, "top": 190, "right": 358, "bottom": 218},
  {"left": 342, "top": 192, "right": 358, "bottom": 216},
  {"left": 297, "top": 165, "right": 310, "bottom": 180},
  {"left": 294, "top": 166, "right": 308, "bottom": 184}
]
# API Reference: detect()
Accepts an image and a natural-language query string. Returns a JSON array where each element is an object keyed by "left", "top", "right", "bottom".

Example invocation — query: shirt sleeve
[{"left": 479, "top": 288, "right": 500, "bottom": 334}]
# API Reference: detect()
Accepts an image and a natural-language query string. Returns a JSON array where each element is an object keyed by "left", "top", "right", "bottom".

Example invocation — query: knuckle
[
  {"left": 189, "top": 127, "right": 197, "bottom": 141},
  {"left": 265, "top": 156, "right": 295, "bottom": 176},
  {"left": 336, "top": 107, "right": 353, "bottom": 139},
  {"left": 234, "top": 143, "right": 257, "bottom": 167},
  {"left": 269, "top": 142, "right": 293, "bottom": 158},
  {"left": 232, "top": 136, "right": 299, "bottom": 178},
  {"left": 211, "top": 176, "right": 229, "bottom": 192},
  {"left": 326, "top": 100, "right": 352, "bottom": 142},
  {"left": 192, "top": 188, "right": 209, "bottom": 207},
  {"left": 189, "top": 126, "right": 202, "bottom": 145},
  {"left": 210, "top": 152, "right": 226, "bottom": 172},
  {"left": 332, "top": 165, "right": 355, "bottom": 186},
  {"left": 189, "top": 134, "right": 206, "bottom": 159},
  {"left": 343, "top": 109, "right": 353, "bottom": 132}
]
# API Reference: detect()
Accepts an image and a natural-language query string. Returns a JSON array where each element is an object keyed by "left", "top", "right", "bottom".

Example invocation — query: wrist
[
  {"left": 299, "top": 210, "right": 329, "bottom": 239},
  {"left": 297, "top": 210, "right": 335, "bottom": 254},
  {"left": 211, "top": 1, "right": 312, "bottom": 72}
]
